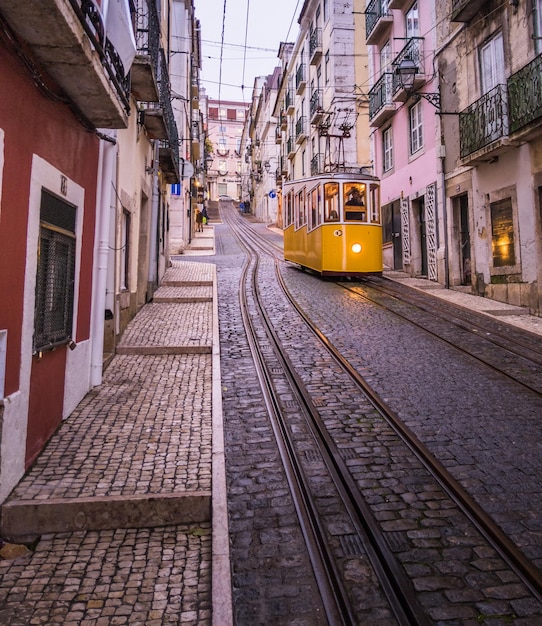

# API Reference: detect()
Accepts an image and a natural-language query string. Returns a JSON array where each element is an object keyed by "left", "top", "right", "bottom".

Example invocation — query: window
[
  {"left": 380, "top": 40, "right": 391, "bottom": 75},
  {"left": 236, "top": 109, "right": 246, "bottom": 121},
  {"left": 218, "top": 160, "right": 227, "bottom": 174},
  {"left": 325, "top": 51, "right": 330, "bottom": 84},
  {"left": 383, "top": 127, "right": 393, "bottom": 172},
  {"left": 323, "top": 0, "right": 328, "bottom": 21},
  {"left": 285, "top": 190, "right": 294, "bottom": 227},
  {"left": 409, "top": 100, "right": 423, "bottom": 154},
  {"left": 491, "top": 198, "right": 515, "bottom": 267},
  {"left": 480, "top": 32, "right": 505, "bottom": 94},
  {"left": 344, "top": 183, "right": 367, "bottom": 221},
  {"left": 308, "top": 186, "right": 320, "bottom": 231},
  {"left": 406, "top": 2, "right": 419, "bottom": 38},
  {"left": 33, "top": 189, "right": 76, "bottom": 353},
  {"left": 370, "top": 184, "right": 381, "bottom": 224},
  {"left": 295, "top": 188, "right": 307, "bottom": 229},
  {"left": 324, "top": 182, "right": 339, "bottom": 222}
]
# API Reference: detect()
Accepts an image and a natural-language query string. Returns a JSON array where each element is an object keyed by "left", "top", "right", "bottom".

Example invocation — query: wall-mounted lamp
[{"left": 396, "top": 58, "right": 441, "bottom": 110}]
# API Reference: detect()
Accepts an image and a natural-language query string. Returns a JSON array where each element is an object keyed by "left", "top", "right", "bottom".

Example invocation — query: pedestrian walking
[
  {"left": 195, "top": 208, "right": 203, "bottom": 232},
  {"left": 201, "top": 205, "right": 209, "bottom": 225}
]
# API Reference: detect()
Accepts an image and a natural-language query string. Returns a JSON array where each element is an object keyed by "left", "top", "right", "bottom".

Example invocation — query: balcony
[
  {"left": 310, "top": 89, "right": 324, "bottom": 124},
  {"left": 451, "top": 0, "right": 489, "bottom": 22},
  {"left": 296, "top": 64, "right": 307, "bottom": 95},
  {"left": 287, "top": 136, "right": 296, "bottom": 159},
  {"left": 459, "top": 84, "right": 510, "bottom": 164},
  {"left": 140, "top": 50, "right": 180, "bottom": 182},
  {"left": 311, "top": 153, "right": 324, "bottom": 176},
  {"left": 295, "top": 117, "right": 307, "bottom": 144},
  {"left": 275, "top": 124, "right": 282, "bottom": 144},
  {"left": 309, "top": 28, "right": 322, "bottom": 65},
  {"left": 131, "top": 0, "right": 160, "bottom": 102},
  {"left": 368, "top": 73, "right": 395, "bottom": 127},
  {"left": 280, "top": 111, "right": 287, "bottom": 130},
  {"left": 0, "top": 0, "right": 131, "bottom": 127},
  {"left": 285, "top": 88, "right": 295, "bottom": 115},
  {"left": 508, "top": 53, "right": 542, "bottom": 138},
  {"left": 366, "top": 0, "right": 393, "bottom": 45},
  {"left": 391, "top": 38, "right": 425, "bottom": 102},
  {"left": 389, "top": 0, "right": 410, "bottom": 8}
]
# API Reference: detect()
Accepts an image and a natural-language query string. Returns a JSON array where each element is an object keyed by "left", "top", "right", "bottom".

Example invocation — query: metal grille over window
[{"left": 33, "top": 190, "right": 76, "bottom": 353}]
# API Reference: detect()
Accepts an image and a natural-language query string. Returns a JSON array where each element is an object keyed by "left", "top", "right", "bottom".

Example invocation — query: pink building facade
[{"left": 366, "top": 1, "right": 443, "bottom": 281}]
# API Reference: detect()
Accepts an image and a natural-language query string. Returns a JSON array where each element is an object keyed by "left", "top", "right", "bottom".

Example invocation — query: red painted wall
[{"left": 0, "top": 37, "right": 100, "bottom": 467}]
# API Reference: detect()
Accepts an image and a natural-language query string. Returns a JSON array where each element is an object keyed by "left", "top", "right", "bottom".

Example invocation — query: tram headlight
[{"left": 351, "top": 243, "right": 362, "bottom": 254}]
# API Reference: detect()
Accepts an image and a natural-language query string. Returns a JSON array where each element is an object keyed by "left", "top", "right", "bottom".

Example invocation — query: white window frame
[
  {"left": 409, "top": 101, "right": 423, "bottom": 155},
  {"left": 406, "top": 2, "right": 419, "bottom": 38},
  {"left": 479, "top": 31, "right": 505, "bottom": 94},
  {"left": 383, "top": 127, "right": 393, "bottom": 172}
]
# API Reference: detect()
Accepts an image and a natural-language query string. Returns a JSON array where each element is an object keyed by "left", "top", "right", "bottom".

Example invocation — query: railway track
[
  {"left": 222, "top": 208, "right": 542, "bottom": 623},
  {"left": 346, "top": 277, "right": 542, "bottom": 397}
]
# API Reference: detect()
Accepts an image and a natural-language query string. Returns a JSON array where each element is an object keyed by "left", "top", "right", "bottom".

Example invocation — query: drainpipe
[
  {"left": 440, "top": 152, "right": 450, "bottom": 289},
  {"left": 90, "top": 132, "right": 117, "bottom": 387}
]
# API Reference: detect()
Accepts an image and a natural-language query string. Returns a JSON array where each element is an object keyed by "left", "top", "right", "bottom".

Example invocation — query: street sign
[
  {"left": 269, "top": 190, "right": 276, "bottom": 199},
  {"left": 181, "top": 161, "right": 195, "bottom": 179}
]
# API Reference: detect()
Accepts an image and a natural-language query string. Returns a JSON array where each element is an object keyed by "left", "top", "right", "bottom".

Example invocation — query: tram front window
[
  {"left": 344, "top": 183, "right": 367, "bottom": 221},
  {"left": 324, "top": 182, "right": 340, "bottom": 221}
]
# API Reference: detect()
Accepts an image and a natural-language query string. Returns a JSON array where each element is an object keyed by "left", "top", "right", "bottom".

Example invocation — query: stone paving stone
[
  {"left": 0, "top": 525, "right": 211, "bottom": 625},
  {"left": 8, "top": 354, "right": 213, "bottom": 502},
  {"left": 153, "top": 285, "right": 213, "bottom": 303},
  {"left": 117, "top": 303, "right": 212, "bottom": 351},
  {"left": 162, "top": 260, "right": 214, "bottom": 285}
]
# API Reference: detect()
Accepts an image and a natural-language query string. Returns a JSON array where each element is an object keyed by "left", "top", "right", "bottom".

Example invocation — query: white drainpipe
[{"left": 90, "top": 133, "right": 117, "bottom": 387}]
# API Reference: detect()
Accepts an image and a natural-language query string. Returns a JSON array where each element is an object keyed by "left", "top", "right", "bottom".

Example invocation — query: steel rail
[
  {"left": 273, "top": 265, "right": 542, "bottom": 604},
  {"left": 227, "top": 208, "right": 433, "bottom": 625},
  {"left": 224, "top": 209, "right": 353, "bottom": 625},
  {"left": 341, "top": 280, "right": 542, "bottom": 398}
]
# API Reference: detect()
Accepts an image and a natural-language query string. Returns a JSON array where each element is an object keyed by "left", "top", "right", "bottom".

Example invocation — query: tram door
[{"left": 391, "top": 201, "right": 403, "bottom": 269}]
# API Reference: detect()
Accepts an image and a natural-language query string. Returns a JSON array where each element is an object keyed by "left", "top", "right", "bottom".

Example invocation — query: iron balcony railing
[
  {"left": 287, "top": 135, "right": 296, "bottom": 157},
  {"left": 365, "top": 0, "right": 392, "bottom": 39},
  {"left": 391, "top": 37, "right": 424, "bottom": 95},
  {"left": 285, "top": 89, "right": 294, "bottom": 112},
  {"left": 134, "top": 0, "right": 160, "bottom": 68},
  {"left": 157, "top": 49, "right": 180, "bottom": 179},
  {"left": 459, "top": 84, "right": 508, "bottom": 159},
  {"left": 310, "top": 89, "right": 323, "bottom": 117},
  {"left": 295, "top": 116, "right": 307, "bottom": 142},
  {"left": 69, "top": 0, "right": 130, "bottom": 110},
  {"left": 311, "top": 153, "right": 323, "bottom": 175},
  {"left": 508, "top": 53, "right": 542, "bottom": 134},
  {"left": 296, "top": 64, "right": 306, "bottom": 91},
  {"left": 369, "top": 73, "right": 394, "bottom": 120},
  {"left": 309, "top": 28, "right": 322, "bottom": 60}
]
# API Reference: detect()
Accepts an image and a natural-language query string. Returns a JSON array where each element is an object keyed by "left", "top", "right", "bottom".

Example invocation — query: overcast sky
[{"left": 195, "top": 0, "right": 301, "bottom": 103}]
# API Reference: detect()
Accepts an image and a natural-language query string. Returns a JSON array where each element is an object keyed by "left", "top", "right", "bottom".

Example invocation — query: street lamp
[{"left": 396, "top": 57, "right": 441, "bottom": 110}]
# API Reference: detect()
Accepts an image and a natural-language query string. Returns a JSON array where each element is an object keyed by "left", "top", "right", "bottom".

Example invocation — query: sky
[{"left": 195, "top": 0, "right": 302, "bottom": 103}]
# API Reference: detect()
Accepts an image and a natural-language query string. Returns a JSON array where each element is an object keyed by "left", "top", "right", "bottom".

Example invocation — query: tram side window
[
  {"left": 370, "top": 183, "right": 380, "bottom": 223},
  {"left": 344, "top": 183, "right": 367, "bottom": 221},
  {"left": 296, "top": 188, "right": 307, "bottom": 229},
  {"left": 308, "top": 185, "right": 321, "bottom": 231},
  {"left": 324, "top": 182, "right": 340, "bottom": 222},
  {"left": 285, "top": 191, "right": 294, "bottom": 227}
]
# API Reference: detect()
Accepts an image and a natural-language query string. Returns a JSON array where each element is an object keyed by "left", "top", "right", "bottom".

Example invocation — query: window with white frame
[
  {"left": 480, "top": 31, "right": 505, "bottom": 94},
  {"left": 34, "top": 190, "right": 77, "bottom": 352},
  {"left": 383, "top": 127, "right": 393, "bottom": 172},
  {"left": 409, "top": 100, "right": 423, "bottom": 154},
  {"left": 380, "top": 40, "right": 391, "bottom": 75},
  {"left": 406, "top": 2, "right": 419, "bottom": 38}
]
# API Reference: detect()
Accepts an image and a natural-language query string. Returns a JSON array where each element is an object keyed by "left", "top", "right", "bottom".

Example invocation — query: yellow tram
[{"left": 283, "top": 172, "right": 383, "bottom": 277}]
